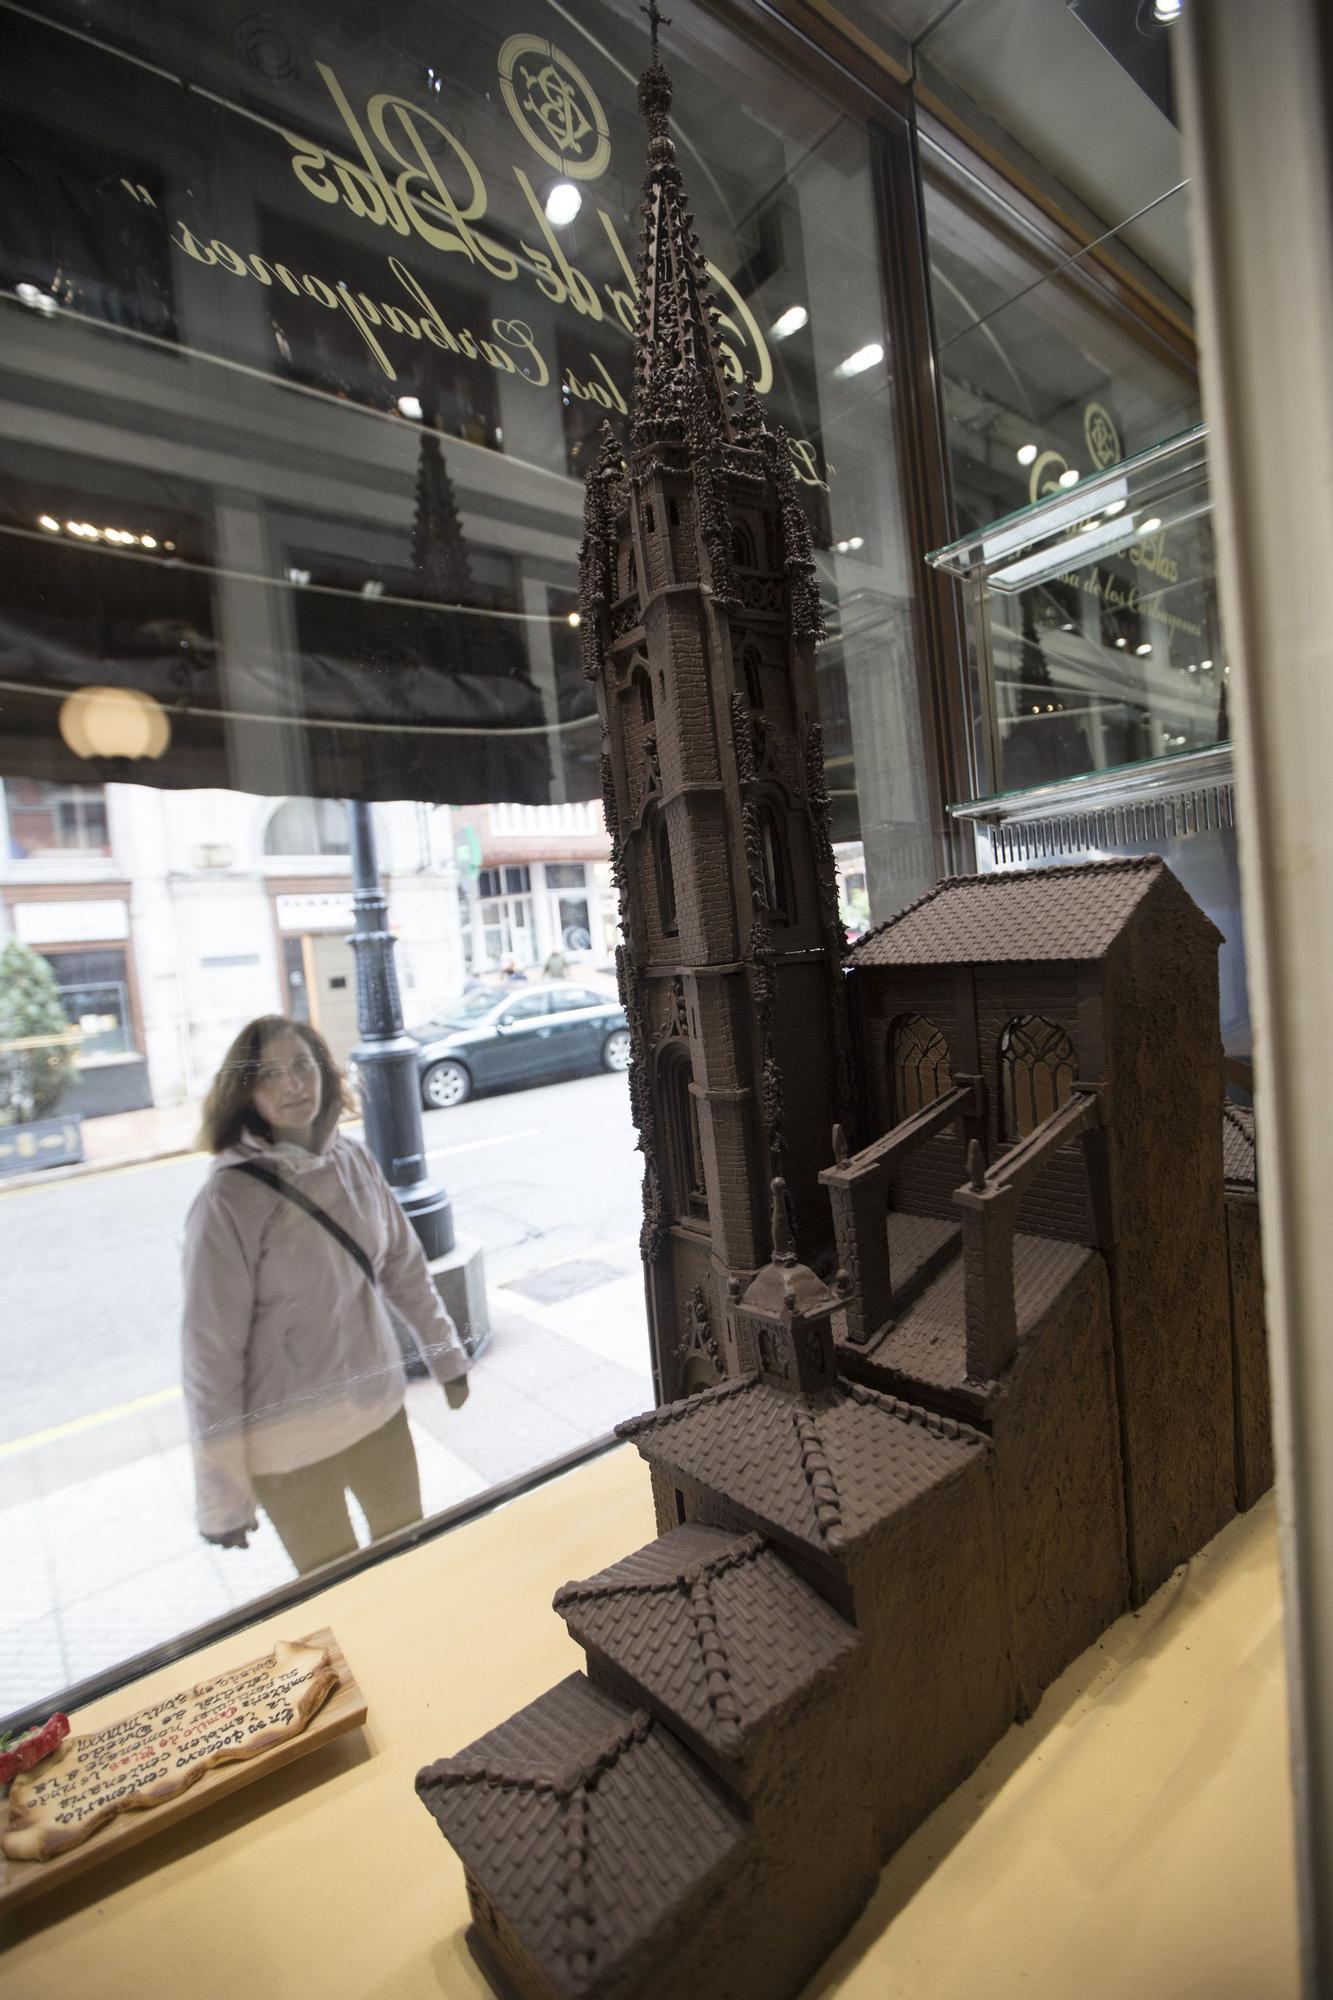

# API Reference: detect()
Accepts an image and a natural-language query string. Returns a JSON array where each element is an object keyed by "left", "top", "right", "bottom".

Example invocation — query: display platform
[{"left": 0, "top": 1445, "right": 1299, "bottom": 1998}]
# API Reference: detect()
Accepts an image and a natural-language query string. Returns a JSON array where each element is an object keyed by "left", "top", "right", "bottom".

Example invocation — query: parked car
[{"left": 409, "top": 981, "right": 630, "bottom": 1110}]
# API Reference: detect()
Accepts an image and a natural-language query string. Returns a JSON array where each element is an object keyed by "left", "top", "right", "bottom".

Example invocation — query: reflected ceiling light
[
  {"left": 834, "top": 341, "right": 883, "bottom": 378},
  {"left": 1139, "top": 515, "right": 1163, "bottom": 534},
  {"left": 848, "top": 535, "right": 864, "bottom": 550},
  {"left": 1016, "top": 443, "right": 1038, "bottom": 466},
  {"left": 37, "top": 514, "right": 60, "bottom": 532},
  {"left": 140, "top": 534, "right": 157, "bottom": 549},
  {"left": 361, "top": 580, "right": 385, "bottom": 598},
  {"left": 164, "top": 540, "right": 176, "bottom": 552},
  {"left": 544, "top": 181, "right": 582, "bottom": 227},
  {"left": 286, "top": 566, "right": 311, "bottom": 586},
  {"left": 1104, "top": 499, "right": 1126, "bottom": 516},
  {"left": 1188, "top": 662, "right": 1198, "bottom": 673},
  {"left": 836, "top": 540, "right": 850, "bottom": 554},
  {"left": 397, "top": 394, "right": 424, "bottom": 420},
  {"left": 59, "top": 685, "right": 171, "bottom": 762},
  {"left": 1135, "top": 642, "right": 1153, "bottom": 656},
  {"left": 1152, "top": 0, "right": 1182, "bottom": 20},
  {"left": 1061, "top": 621, "right": 1075, "bottom": 632},
  {"left": 1114, "top": 636, "right": 1128, "bottom": 648},
  {"left": 1200, "top": 657, "right": 1213, "bottom": 669},
  {"left": 1057, "top": 468, "right": 1080, "bottom": 489},
  {"left": 771, "top": 304, "right": 809, "bottom": 341},
  {"left": 567, "top": 611, "right": 582, "bottom": 628}
]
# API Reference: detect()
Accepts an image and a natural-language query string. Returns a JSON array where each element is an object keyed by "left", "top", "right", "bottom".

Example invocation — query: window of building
[
  {"left": 5, "top": 778, "right": 110, "bottom": 859},
  {"left": 888, "top": 1014, "right": 952, "bottom": 1122},
  {"left": 264, "top": 799, "right": 349, "bottom": 858},
  {"left": 42, "top": 947, "right": 135, "bottom": 1059},
  {"left": 478, "top": 865, "right": 532, "bottom": 899},
  {"left": 731, "top": 517, "right": 758, "bottom": 569},
  {"left": 662, "top": 1046, "right": 708, "bottom": 1226},
  {"left": 999, "top": 1014, "right": 1078, "bottom": 1141}
]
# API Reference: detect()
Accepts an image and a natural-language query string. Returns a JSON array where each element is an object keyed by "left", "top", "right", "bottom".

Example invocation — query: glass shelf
[{"left": 927, "top": 424, "right": 1211, "bottom": 592}]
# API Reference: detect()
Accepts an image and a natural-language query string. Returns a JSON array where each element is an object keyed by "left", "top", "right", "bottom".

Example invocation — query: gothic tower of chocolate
[{"left": 580, "top": 33, "right": 850, "bottom": 1403}]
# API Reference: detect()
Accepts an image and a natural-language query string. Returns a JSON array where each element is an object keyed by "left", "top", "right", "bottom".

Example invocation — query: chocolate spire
[
  {"left": 632, "top": 5, "right": 736, "bottom": 449},
  {"left": 410, "top": 416, "right": 473, "bottom": 604}
]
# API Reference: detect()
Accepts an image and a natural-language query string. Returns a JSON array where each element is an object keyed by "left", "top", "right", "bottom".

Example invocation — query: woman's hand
[
  {"left": 444, "top": 1375, "right": 470, "bottom": 1411},
  {"left": 203, "top": 1519, "right": 258, "bottom": 1550}
]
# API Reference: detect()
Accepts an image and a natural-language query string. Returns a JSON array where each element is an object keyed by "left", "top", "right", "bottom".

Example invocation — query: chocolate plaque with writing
[{"left": 0, "top": 1628, "right": 364, "bottom": 1910}]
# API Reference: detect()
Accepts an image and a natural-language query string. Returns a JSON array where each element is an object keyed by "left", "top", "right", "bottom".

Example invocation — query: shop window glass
[
  {"left": 921, "top": 159, "right": 1217, "bottom": 796},
  {"left": 42, "top": 948, "right": 135, "bottom": 1061},
  {"left": 0, "top": 0, "right": 933, "bottom": 1724}
]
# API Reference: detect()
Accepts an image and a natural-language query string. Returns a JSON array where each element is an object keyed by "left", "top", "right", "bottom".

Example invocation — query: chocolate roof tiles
[
  {"left": 844, "top": 856, "right": 1218, "bottom": 967},
  {"left": 617, "top": 1376, "right": 986, "bottom": 1563},
  {"left": 416, "top": 1673, "right": 745, "bottom": 1998},
  {"left": 1223, "top": 1102, "right": 1257, "bottom": 1191},
  {"left": 554, "top": 1524, "right": 858, "bottom": 1786}
]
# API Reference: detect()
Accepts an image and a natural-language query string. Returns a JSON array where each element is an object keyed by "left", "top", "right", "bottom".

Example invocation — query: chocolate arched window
[
  {"left": 662, "top": 1044, "right": 709, "bottom": 1224},
  {"left": 731, "top": 516, "right": 758, "bottom": 568},
  {"left": 888, "top": 1014, "right": 953, "bottom": 1122},
  {"left": 740, "top": 643, "right": 765, "bottom": 713},
  {"left": 652, "top": 812, "right": 677, "bottom": 936},
  {"left": 758, "top": 803, "right": 791, "bottom": 924},
  {"left": 999, "top": 1015, "right": 1077, "bottom": 1140}
]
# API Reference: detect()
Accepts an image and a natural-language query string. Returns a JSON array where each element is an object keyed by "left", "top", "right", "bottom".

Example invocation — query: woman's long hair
[{"left": 197, "top": 1016, "right": 355, "bottom": 1154}]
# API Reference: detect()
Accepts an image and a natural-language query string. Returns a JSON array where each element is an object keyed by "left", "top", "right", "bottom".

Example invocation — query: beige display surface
[{"left": 0, "top": 1447, "right": 1299, "bottom": 1997}]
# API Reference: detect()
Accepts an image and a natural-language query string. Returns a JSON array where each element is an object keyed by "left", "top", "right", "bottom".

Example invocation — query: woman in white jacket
[{"left": 182, "top": 1014, "right": 470, "bottom": 1574}]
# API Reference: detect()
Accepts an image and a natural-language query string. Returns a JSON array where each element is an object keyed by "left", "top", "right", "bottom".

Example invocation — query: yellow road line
[
  {"left": 0, "top": 1149, "right": 207, "bottom": 1199},
  {"left": 0, "top": 1385, "right": 182, "bottom": 1458}
]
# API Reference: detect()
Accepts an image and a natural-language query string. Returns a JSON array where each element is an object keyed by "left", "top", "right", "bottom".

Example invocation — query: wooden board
[{"left": 0, "top": 1628, "right": 365, "bottom": 1913}]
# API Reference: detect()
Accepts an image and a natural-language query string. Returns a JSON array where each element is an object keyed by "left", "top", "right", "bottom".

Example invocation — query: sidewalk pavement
[
  {"left": 1, "top": 1098, "right": 205, "bottom": 1193},
  {"left": 0, "top": 1243, "right": 654, "bottom": 1723}
]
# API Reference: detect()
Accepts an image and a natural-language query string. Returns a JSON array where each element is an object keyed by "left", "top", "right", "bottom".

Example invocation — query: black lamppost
[{"left": 345, "top": 798, "right": 454, "bottom": 1258}]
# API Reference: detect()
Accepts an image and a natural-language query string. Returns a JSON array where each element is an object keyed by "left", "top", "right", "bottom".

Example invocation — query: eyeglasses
[{"left": 255, "top": 1054, "right": 318, "bottom": 1087}]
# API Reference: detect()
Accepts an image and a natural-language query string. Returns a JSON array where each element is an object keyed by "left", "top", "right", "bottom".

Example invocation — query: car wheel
[
  {"left": 422, "top": 1059, "right": 471, "bottom": 1109},
  {"left": 601, "top": 1028, "right": 632, "bottom": 1073}
]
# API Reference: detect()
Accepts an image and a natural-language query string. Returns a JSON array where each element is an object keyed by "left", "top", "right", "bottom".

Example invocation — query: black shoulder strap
[{"left": 227, "top": 1160, "right": 376, "bottom": 1287}]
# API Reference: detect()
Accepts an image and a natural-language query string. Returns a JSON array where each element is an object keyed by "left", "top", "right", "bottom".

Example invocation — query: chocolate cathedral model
[{"left": 415, "top": 24, "right": 1271, "bottom": 1999}]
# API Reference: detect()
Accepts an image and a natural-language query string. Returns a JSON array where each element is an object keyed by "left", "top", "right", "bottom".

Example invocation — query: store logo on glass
[
  {"left": 1083, "top": 401, "right": 1122, "bottom": 471},
  {"left": 498, "top": 36, "right": 611, "bottom": 180}
]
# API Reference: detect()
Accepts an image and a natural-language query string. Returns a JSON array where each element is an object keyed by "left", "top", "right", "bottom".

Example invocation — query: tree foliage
[{"left": 0, "top": 939, "right": 79, "bottom": 1123}]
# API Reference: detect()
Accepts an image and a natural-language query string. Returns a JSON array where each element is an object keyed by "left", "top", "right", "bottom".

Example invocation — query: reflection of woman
[{"left": 181, "top": 1016, "right": 470, "bottom": 1575}]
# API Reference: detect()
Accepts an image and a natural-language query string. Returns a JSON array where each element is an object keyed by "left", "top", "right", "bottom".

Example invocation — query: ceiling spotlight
[
  {"left": 1188, "top": 662, "right": 1198, "bottom": 673},
  {"left": 1104, "top": 499, "right": 1126, "bottom": 517},
  {"left": 1135, "top": 642, "right": 1153, "bottom": 656},
  {"left": 1152, "top": 0, "right": 1182, "bottom": 20},
  {"left": 397, "top": 394, "right": 423, "bottom": 420},
  {"left": 1139, "top": 516, "right": 1162, "bottom": 535},
  {"left": 140, "top": 534, "right": 157, "bottom": 549},
  {"left": 836, "top": 540, "right": 850, "bottom": 554},
  {"left": 164, "top": 540, "right": 176, "bottom": 552},
  {"left": 1114, "top": 636, "right": 1128, "bottom": 648},
  {"left": 37, "top": 514, "right": 60, "bottom": 531},
  {"left": 286, "top": 566, "right": 311, "bottom": 586},
  {"left": 1016, "top": 443, "right": 1038, "bottom": 466},
  {"left": 848, "top": 535, "right": 864, "bottom": 550},
  {"left": 544, "top": 181, "right": 582, "bottom": 227},
  {"left": 835, "top": 342, "right": 883, "bottom": 379},
  {"left": 1058, "top": 468, "right": 1080, "bottom": 489},
  {"left": 1200, "top": 657, "right": 1214, "bottom": 670},
  {"left": 567, "top": 611, "right": 581, "bottom": 628},
  {"left": 16, "top": 281, "right": 57, "bottom": 314},
  {"left": 361, "top": 580, "right": 385, "bottom": 598},
  {"left": 1061, "top": 621, "right": 1075, "bottom": 632},
  {"left": 771, "top": 305, "right": 809, "bottom": 341}
]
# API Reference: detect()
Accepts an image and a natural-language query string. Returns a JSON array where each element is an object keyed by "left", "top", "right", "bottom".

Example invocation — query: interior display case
[{"left": 928, "top": 425, "right": 1249, "bottom": 1059}]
